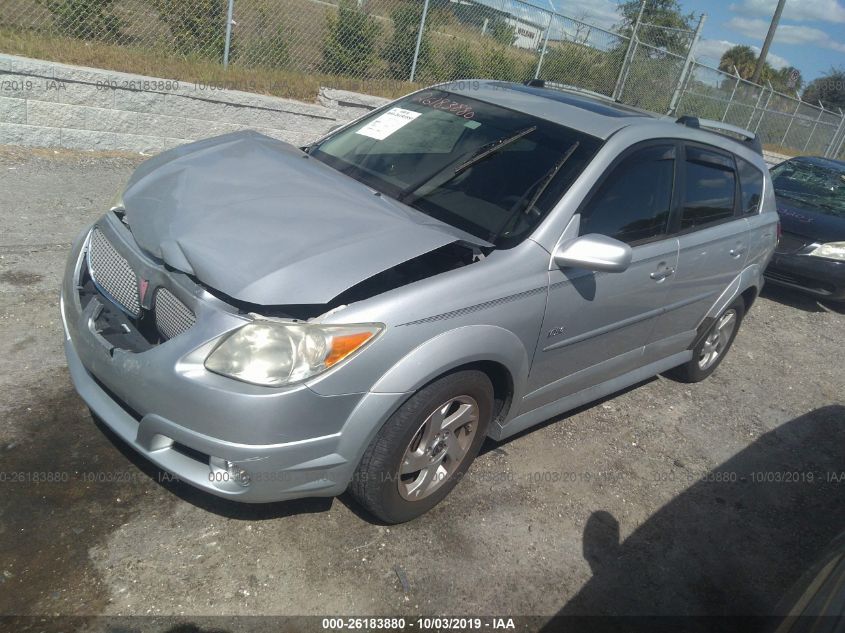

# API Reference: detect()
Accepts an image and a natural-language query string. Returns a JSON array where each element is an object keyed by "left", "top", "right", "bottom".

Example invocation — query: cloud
[
  {"left": 757, "top": 48, "right": 791, "bottom": 69},
  {"left": 726, "top": 17, "right": 845, "bottom": 53},
  {"left": 695, "top": 39, "right": 738, "bottom": 64},
  {"left": 729, "top": 0, "right": 845, "bottom": 23},
  {"left": 695, "top": 38, "right": 791, "bottom": 69}
]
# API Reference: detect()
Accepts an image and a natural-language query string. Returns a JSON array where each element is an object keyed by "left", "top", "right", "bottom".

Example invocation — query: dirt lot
[{"left": 0, "top": 146, "right": 843, "bottom": 631}]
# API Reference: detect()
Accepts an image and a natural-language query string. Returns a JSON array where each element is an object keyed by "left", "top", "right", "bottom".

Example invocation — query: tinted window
[
  {"left": 681, "top": 147, "right": 737, "bottom": 229},
  {"left": 737, "top": 158, "right": 764, "bottom": 215},
  {"left": 311, "top": 90, "right": 602, "bottom": 247},
  {"left": 579, "top": 145, "right": 675, "bottom": 244}
]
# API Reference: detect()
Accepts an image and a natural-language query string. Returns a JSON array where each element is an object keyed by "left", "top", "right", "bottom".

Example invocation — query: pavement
[{"left": 0, "top": 145, "right": 843, "bottom": 632}]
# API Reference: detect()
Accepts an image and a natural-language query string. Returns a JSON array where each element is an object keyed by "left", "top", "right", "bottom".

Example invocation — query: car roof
[
  {"left": 442, "top": 80, "right": 767, "bottom": 166},
  {"left": 444, "top": 80, "right": 653, "bottom": 140}
]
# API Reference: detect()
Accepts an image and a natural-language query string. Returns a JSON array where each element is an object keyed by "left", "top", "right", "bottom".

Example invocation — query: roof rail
[{"left": 676, "top": 116, "right": 762, "bottom": 154}]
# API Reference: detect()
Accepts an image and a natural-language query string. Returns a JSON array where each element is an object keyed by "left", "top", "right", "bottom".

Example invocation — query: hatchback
[{"left": 61, "top": 81, "right": 778, "bottom": 522}]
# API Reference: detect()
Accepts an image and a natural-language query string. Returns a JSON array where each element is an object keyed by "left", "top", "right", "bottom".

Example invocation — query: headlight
[
  {"left": 807, "top": 241, "right": 845, "bottom": 261},
  {"left": 204, "top": 320, "right": 383, "bottom": 387}
]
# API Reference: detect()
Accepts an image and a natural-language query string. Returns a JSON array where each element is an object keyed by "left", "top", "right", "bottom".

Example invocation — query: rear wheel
[
  {"left": 350, "top": 370, "right": 493, "bottom": 523},
  {"left": 668, "top": 299, "right": 744, "bottom": 383}
]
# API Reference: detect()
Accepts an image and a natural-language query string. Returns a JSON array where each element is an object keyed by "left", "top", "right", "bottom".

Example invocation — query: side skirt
[{"left": 491, "top": 350, "right": 692, "bottom": 441}]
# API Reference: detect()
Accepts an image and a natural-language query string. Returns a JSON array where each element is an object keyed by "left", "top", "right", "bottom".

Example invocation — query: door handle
[
  {"left": 729, "top": 248, "right": 744, "bottom": 258},
  {"left": 650, "top": 267, "right": 675, "bottom": 281}
]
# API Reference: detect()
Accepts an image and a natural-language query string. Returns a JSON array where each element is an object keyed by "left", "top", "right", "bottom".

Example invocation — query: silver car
[{"left": 61, "top": 81, "right": 778, "bottom": 523}]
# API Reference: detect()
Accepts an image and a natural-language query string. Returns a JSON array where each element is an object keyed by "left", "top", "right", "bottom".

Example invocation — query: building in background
[{"left": 450, "top": 0, "right": 544, "bottom": 50}]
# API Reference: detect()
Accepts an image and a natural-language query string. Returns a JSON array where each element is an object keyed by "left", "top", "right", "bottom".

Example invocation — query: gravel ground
[{"left": 0, "top": 145, "right": 843, "bottom": 631}]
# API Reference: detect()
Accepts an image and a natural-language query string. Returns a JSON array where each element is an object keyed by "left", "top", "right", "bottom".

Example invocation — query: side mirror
[{"left": 553, "top": 234, "right": 632, "bottom": 273}]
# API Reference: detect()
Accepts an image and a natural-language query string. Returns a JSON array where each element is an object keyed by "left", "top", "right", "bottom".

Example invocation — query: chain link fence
[
  {"left": 2, "top": 0, "right": 844, "bottom": 158},
  {"left": 675, "top": 59, "right": 845, "bottom": 158}
]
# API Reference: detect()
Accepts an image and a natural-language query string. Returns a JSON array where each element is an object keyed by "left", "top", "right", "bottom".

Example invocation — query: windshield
[
  {"left": 770, "top": 159, "right": 845, "bottom": 218},
  {"left": 310, "top": 90, "right": 602, "bottom": 247}
]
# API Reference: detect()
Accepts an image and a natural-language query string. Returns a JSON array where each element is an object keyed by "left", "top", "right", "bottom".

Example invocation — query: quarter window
[
  {"left": 681, "top": 147, "right": 737, "bottom": 229},
  {"left": 579, "top": 145, "right": 675, "bottom": 244},
  {"left": 737, "top": 157, "right": 764, "bottom": 215}
]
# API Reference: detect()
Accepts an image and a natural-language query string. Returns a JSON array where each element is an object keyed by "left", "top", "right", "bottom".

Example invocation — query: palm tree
[{"left": 718, "top": 45, "right": 758, "bottom": 80}]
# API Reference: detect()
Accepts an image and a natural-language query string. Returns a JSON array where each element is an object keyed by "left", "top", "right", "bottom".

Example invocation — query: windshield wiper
[
  {"left": 488, "top": 141, "right": 581, "bottom": 243},
  {"left": 453, "top": 126, "right": 537, "bottom": 176},
  {"left": 524, "top": 141, "right": 580, "bottom": 216},
  {"left": 398, "top": 126, "right": 538, "bottom": 204}
]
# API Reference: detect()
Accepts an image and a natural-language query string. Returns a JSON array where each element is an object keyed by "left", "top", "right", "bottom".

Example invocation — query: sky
[{"left": 535, "top": 0, "right": 845, "bottom": 84}]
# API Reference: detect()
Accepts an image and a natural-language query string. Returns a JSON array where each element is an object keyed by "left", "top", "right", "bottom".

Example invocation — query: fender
[
  {"left": 327, "top": 325, "right": 533, "bottom": 488},
  {"left": 370, "top": 324, "right": 531, "bottom": 401},
  {"left": 701, "top": 263, "right": 763, "bottom": 325}
]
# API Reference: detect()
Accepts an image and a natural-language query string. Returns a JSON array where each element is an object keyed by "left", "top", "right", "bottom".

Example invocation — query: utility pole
[
  {"left": 751, "top": 0, "right": 786, "bottom": 84},
  {"left": 409, "top": 0, "right": 430, "bottom": 83},
  {"left": 223, "top": 0, "right": 235, "bottom": 68}
]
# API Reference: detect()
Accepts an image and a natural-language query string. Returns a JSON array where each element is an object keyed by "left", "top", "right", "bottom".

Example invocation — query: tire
[
  {"left": 668, "top": 299, "right": 745, "bottom": 383},
  {"left": 350, "top": 370, "right": 494, "bottom": 524}
]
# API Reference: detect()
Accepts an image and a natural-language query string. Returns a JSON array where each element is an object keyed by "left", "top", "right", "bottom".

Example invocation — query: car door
[
  {"left": 523, "top": 142, "right": 681, "bottom": 412},
  {"left": 648, "top": 143, "right": 750, "bottom": 360}
]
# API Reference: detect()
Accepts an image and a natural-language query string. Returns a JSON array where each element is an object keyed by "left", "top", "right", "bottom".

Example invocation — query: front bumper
[
  {"left": 61, "top": 219, "right": 403, "bottom": 503},
  {"left": 765, "top": 252, "right": 845, "bottom": 302}
]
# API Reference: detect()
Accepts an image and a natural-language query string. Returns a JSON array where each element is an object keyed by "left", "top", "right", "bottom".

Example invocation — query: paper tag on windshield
[{"left": 356, "top": 108, "right": 421, "bottom": 140}]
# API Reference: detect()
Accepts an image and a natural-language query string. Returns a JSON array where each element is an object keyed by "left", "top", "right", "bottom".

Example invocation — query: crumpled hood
[{"left": 122, "top": 131, "right": 487, "bottom": 305}]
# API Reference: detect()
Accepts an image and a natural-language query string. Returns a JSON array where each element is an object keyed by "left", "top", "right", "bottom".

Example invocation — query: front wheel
[
  {"left": 350, "top": 370, "right": 493, "bottom": 523},
  {"left": 668, "top": 299, "right": 745, "bottom": 383}
]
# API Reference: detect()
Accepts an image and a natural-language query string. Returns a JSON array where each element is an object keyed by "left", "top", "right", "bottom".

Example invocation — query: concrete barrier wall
[
  {"left": 0, "top": 54, "right": 793, "bottom": 169},
  {"left": 762, "top": 150, "right": 791, "bottom": 168},
  {"left": 0, "top": 54, "right": 389, "bottom": 154}
]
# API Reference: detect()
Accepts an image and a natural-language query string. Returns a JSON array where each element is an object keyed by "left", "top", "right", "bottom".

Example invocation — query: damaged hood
[{"left": 122, "top": 131, "right": 487, "bottom": 305}]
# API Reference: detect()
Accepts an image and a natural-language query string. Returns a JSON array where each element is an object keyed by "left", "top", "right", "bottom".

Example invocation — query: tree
[
  {"left": 487, "top": 17, "right": 516, "bottom": 47},
  {"left": 41, "top": 0, "right": 123, "bottom": 41},
  {"left": 773, "top": 66, "right": 803, "bottom": 93},
  {"left": 321, "top": 0, "right": 382, "bottom": 76},
  {"left": 236, "top": 26, "right": 289, "bottom": 69},
  {"left": 383, "top": 1, "right": 431, "bottom": 80},
  {"left": 718, "top": 45, "right": 804, "bottom": 93},
  {"left": 617, "top": 0, "right": 695, "bottom": 54},
  {"left": 718, "top": 45, "right": 757, "bottom": 79},
  {"left": 152, "top": 0, "right": 228, "bottom": 59},
  {"left": 803, "top": 67, "right": 845, "bottom": 110},
  {"left": 442, "top": 42, "right": 480, "bottom": 80},
  {"left": 483, "top": 46, "right": 533, "bottom": 83}
]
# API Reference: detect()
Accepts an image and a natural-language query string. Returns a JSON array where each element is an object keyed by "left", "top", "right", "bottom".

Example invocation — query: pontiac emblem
[{"left": 138, "top": 278, "right": 150, "bottom": 303}]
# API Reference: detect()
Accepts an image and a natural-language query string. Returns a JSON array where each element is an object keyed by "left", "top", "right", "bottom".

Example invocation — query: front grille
[
  {"left": 154, "top": 287, "right": 196, "bottom": 340},
  {"left": 87, "top": 228, "right": 141, "bottom": 317},
  {"left": 776, "top": 231, "right": 811, "bottom": 254}
]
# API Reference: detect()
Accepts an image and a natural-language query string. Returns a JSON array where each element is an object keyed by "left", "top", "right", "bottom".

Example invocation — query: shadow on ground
[
  {"left": 95, "top": 374, "right": 658, "bottom": 526},
  {"left": 91, "top": 415, "right": 334, "bottom": 521},
  {"left": 543, "top": 405, "right": 845, "bottom": 623}
]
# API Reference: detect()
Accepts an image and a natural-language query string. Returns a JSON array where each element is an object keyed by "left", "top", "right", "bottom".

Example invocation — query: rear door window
[
  {"left": 737, "top": 157, "right": 764, "bottom": 216},
  {"left": 680, "top": 147, "right": 737, "bottom": 230}
]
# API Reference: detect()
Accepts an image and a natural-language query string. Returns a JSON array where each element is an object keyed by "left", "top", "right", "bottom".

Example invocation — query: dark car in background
[{"left": 766, "top": 156, "right": 845, "bottom": 303}]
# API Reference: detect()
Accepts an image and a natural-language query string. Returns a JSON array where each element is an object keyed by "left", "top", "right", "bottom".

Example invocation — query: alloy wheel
[
  {"left": 698, "top": 309, "right": 738, "bottom": 371},
  {"left": 398, "top": 395, "right": 479, "bottom": 501}
]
